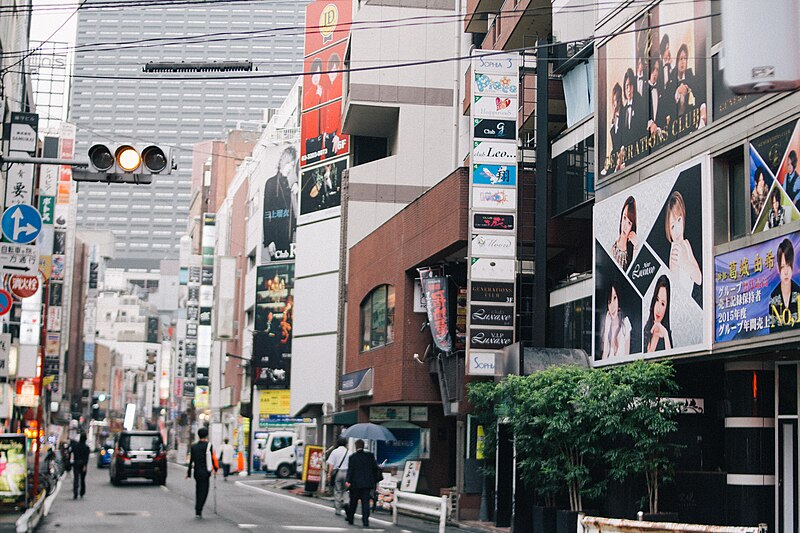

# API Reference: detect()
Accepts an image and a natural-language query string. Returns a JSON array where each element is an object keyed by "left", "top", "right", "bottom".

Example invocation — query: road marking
[
  {"left": 160, "top": 485, "right": 169, "bottom": 492},
  {"left": 239, "top": 525, "right": 259, "bottom": 530},
  {"left": 282, "top": 528, "right": 384, "bottom": 532},
  {"left": 234, "top": 481, "right": 393, "bottom": 527},
  {"left": 96, "top": 511, "right": 151, "bottom": 517}
]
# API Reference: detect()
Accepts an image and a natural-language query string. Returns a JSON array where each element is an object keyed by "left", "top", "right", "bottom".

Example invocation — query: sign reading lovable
[{"left": 715, "top": 230, "right": 800, "bottom": 342}]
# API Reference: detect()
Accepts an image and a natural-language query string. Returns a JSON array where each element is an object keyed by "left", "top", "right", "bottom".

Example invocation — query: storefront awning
[
  {"left": 293, "top": 402, "right": 323, "bottom": 419},
  {"left": 323, "top": 409, "right": 358, "bottom": 426}
]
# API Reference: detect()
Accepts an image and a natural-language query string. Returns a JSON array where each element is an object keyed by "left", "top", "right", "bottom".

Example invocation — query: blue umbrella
[{"left": 340, "top": 423, "right": 397, "bottom": 441}]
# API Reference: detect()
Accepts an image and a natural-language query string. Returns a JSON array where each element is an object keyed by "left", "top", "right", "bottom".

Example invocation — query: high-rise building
[{"left": 69, "top": 0, "right": 309, "bottom": 269}]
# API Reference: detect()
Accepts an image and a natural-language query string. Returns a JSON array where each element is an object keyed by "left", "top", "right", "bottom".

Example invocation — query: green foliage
[
  {"left": 470, "top": 361, "right": 682, "bottom": 513},
  {"left": 466, "top": 380, "right": 500, "bottom": 476}
]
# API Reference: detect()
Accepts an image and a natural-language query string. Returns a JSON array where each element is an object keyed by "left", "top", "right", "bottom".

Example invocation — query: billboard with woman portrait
[
  {"left": 593, "top": 156, "right": 711, "bottom": 364},
  {"left": 749, "top": 119, "right": 800, "bottom": 233},
  {"left": 597, "top": 2, "right": 708, "bottom": 178}
]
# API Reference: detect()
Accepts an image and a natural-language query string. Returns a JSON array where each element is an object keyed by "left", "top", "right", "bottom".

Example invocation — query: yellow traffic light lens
[{"left": 116, "top": 146, "right": 141, "bottom": 172}]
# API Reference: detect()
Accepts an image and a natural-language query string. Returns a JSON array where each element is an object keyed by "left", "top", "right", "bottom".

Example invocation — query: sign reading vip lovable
[
  {"left": 593, "top": 156, "right": 711, "bottom": 364},
  {"left": 597, "top": 2, "right": 708, "bottom": 178},
  {"left": 714, "top": 231, "right": 800, "bottom": 342},
  {"left": 300, "top": 1, "right": 351, "bottom": 217},
  {"left": 467, "top": 52, "right": 519, "bottom": 375}
]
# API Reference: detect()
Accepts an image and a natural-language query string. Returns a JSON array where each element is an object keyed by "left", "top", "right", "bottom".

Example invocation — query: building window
[
  {"left": 713, "top": 146, "right": 746, "bottom": 245},
  {"left": 552, "top": 135, "right": 595, "bottom": 216},
  {"left": 360, "top": 285, "right": 395, "bottom": 352}
]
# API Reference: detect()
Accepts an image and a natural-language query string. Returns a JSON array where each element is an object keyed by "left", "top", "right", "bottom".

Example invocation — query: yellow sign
[
  {"left": 476, "top": 425, "right": 485, "bottom": 460},
  {"left": 319, "top": 3, "right": 339, "bottom": 41},
  {"left": 195, "top": 386, "right": 209, "bottom": 409},
  {"left": 259, "top": 390, "right": 290, "bottom": 417}
]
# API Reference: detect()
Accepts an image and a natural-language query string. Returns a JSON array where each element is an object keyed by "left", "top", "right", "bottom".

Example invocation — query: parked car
[
  {"left": 109, "top": 430, "right": 167, "bottom": 485},
  {"left": 97, "top": 439, "right": 115, "bottom": 468}
]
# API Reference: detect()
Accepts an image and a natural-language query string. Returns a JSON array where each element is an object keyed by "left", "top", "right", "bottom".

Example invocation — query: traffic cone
[{"left": 237, "top": 451, "right": 245, "bottom": 473}]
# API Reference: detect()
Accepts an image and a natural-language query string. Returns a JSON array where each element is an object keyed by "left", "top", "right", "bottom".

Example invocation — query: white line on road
[
  {"left": 234, "top": 481, "right": 393, "bottom": 527},
  {"left": 160, "top": 485, "right": 169, "bottom": 492},
  {"left": 238, "top": 525, "right": 259, "bottom": 530},
  {"left": 282, "top": 528, "right": 384, "bottom": 532}
]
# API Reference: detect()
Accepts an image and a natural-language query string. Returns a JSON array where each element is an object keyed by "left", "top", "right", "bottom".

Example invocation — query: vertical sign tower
[{"left": 466, "top": 53, "right": 521, "bottom": 376}]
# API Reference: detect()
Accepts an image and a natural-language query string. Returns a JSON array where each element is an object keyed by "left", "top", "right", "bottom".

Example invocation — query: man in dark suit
[
  {"left": 186, "top": 427, "right": 217, "bottom": 518},
  {"left": 345, "top": 439, "right": 382, "bottom": 527},
  {"left": 70, "top": 433, "right": 90, "bottom": 500}
]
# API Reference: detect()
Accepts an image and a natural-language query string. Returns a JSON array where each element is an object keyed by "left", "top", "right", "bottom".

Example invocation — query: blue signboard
[
  {"left": 472, "top": 164, "right": 517, "bottom": 187},
  {"left": 1, "top": 205, "right": 42, "bottom": 244},
  {"left": 376, "top": 427, "right": 421, "bottom": 468},
  {"left": 715, "top": 230, "right": 800, "bottom": 342}
]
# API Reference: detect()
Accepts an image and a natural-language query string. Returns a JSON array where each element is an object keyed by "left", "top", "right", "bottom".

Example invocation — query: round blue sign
[
  {"left": 1, "top": 205, "right": 42, "bottom": 244},
  {"left": 0, "top": 289, "right": 11, "bottom": 316}
]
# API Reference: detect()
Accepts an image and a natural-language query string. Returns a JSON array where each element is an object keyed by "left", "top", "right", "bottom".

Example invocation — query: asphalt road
[{"left": 38, "top": 459, "right": 462, "bottom": 532}]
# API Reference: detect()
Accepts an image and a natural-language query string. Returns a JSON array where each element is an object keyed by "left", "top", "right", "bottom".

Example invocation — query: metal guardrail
[{"left": 392, "top": 491, "right": 449, "bottom": 533}]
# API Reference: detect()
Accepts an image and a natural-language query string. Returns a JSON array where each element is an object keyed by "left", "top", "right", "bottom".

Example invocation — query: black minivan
[{"left": 109, "top": 431, "right": 167, "bottom": 485}]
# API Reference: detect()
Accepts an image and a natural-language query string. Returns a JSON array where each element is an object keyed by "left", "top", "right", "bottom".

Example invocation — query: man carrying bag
[
  {"left": 326, "top": 437, "right": 350, "bottom": 516},
  {"left": 186, "top": 427, "right": 218, "bottom": 518}
]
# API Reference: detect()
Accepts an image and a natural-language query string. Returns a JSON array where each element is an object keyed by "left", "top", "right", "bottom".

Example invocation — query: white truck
[{"left": 258, "top": 430, "right": 300, "bottom": 478}]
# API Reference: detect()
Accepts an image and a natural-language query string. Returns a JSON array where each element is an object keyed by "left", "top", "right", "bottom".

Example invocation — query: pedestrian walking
[
  {"left": 345, "top": 439, "right": 383, "bottom": 527},
  {"left": 186, "top": 427, "right": 218, "bottom": 518},
  {"left": 70, "top": 433, "right": 90, "bottom": 500},
  {"left": 326, "top": 437, "right": 350, "bottom": 516},
  {"left": 219, "top": 438, "right": 235, "bottom": 481}
]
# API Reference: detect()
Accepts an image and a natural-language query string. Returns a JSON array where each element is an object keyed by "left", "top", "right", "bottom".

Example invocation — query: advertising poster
[
  {"left": 715, "top": 230, "right": 800, "bottom": 342},
  {"left": 300, "top": 157, "right": 346, "bottom": 215},
  {"left": 749, "top": 119, "right": 800, "bottom": 233},
  {"left": 376, "top": 425, "right": 425, "bottom": 469},
  {"left": 0, "top": 435, "right": 25, "bottom": 508},
  {"left": 593, "top": 156, "right": 710, "bottom": 363},
  {"left": 259, "top": 142, "right": 300, "bottom": 264},
  {"left": 711, "top": 53, "right": 754, "bottom": 121},
  {"left": 258, "top": 389, "right": 291, "bottom": 426},
  {"left": 301, "top": 0, "right": 351, "bottom": 185},
  {"left": 300, "top": 100, "right": 348, "bottom": 167},
  {"left": 472, "top": 164, "right": 516, "bottom": 187},
  {"left": 254, "top": 264, "right": 294, "bottom": 390},
  {"left": 302, "top": 40, "right": 347, "bottom": 112},
  {"left": 302, "top": 445, "right": 324, "bottom": 487},
  {"left": 471, "top": 187, "right": 517, "bottom": 210},
  {"left": 421, "top": 276, "right": 452, "bottom": 353},
  {"left": 597, "top": 2, "right": 708, "bottom": 178}
]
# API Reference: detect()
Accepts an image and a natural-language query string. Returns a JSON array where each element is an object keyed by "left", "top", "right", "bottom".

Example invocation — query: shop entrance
[{"left": 777, "top": 363, "right": 799, "bottom": 533}]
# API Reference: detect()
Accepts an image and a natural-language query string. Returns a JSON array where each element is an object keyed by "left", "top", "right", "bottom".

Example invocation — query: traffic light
[{"left": 75, "top": 142, "right": 174, "bottom": 184}]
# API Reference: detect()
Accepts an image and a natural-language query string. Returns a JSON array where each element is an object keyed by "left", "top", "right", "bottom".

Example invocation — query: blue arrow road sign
[{"left": 1, "top": 204, "right": 42, "bottom": 244}]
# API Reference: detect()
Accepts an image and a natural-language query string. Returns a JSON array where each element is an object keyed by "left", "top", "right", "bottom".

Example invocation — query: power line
[{"left": 10, "top": 11, "right": 718, "bottom": 83}]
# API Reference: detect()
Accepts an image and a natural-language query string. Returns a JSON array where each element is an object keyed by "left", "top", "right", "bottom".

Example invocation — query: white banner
[
  {"left": 472, "top": 187, "right": 517, "bottom": 210},
  {"left": 471, "top": 234, "right": 516, "bottom": 257},
  {"left": 471, "top": 96, "right": 516, "bottom": 120},
  {"left": 471, "top": 258, "right": 516, "bottom": 281},
  {"left": 472, "top": 140, "right": 516, "bottom": 164}
]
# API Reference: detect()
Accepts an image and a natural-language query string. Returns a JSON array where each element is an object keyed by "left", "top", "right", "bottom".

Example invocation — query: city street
[{"left": 38, "top": 460, "right": 462, "bottom": 532}]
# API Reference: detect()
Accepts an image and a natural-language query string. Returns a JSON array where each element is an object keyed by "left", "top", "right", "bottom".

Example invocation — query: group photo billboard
[
  {"left": 715, "top": 230, "right": 800, "bottom": 342},
  {"left": 597, "top": 2, "right": 708, "bottom": 178},
  {"left": 749, "top": 119, "right": 800, "bottom": 234},
  {"left": 257, "top": 141, "right": 300, "bottom": 264},
  {"left": 593, "top": 156, "right": 711, "bottom": 363},
  {"left": 300, "top": 157, "right": 346, "bottom": 215}
]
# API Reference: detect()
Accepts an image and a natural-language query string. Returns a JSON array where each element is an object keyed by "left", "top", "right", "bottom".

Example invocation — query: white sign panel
[
  {"left": 471, "top": 96, "right": 517, "bottom": 120},
  {"left": 467, "top": 352, "right": 497, "bottom": 376},
  {"left": 3, "top": 153, "right": 35, "bottom": 207},
  {"left": 472, "top": 72, "right": 520, "bottom": 97},
  {"left": 472, "top": 140, "right": 517, "bottom": 164},
  {"left": 0, "top": 244, "right": 39, "bottom": 275},
  {"left": 20, "top": 309, "right": 41, "bottom": 345},
  {"left": 0, "top": 334, "right": 10, "bottom": 381},
  {"left": 39, "top": 165, "right": 58, "bottom": 197},
  {"left": 471, "top": 257, "right": 516, "bottom": 280},
  {"left": 9, "top": 124, "right": 36, "bottom": 153},
  {"left": 472, "top": 52, "right": 520, "bottom": 74},
  {"left": 471, "top": 234, "right": 516, "bottom": 257},
  {"left": 472, "top": 187, "right": 517, "bottom": 210}
]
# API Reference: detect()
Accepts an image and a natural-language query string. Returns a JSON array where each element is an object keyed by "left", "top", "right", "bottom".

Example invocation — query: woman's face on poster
[
  {"left": 620, "top": 206, "right": 633, "bottom": 238},
  {"left": 654, "top": 286, "right": 668, "bottom": 323},
  {"left": 677, "top": 48, "right": 688, "bottom": 75},
  {"left": 757, "top": 174, "right": 766, "bottom": 193},
  {"left": 668, "top": 209, "right": 684, "bottom": 242},
  {"left": 608, "top": 286, "right": 619, "bottom": 317},
  {"left": 773, "top": 193, "right": 781, "bottom": 212}
]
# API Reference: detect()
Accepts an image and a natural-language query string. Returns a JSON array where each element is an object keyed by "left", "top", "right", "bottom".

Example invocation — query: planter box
[
  {"left": 556, "top": 510, "right": 579, "bottom": 533},
  {"left": 532, "top": 506, "right": 557, "bottom": 533}
]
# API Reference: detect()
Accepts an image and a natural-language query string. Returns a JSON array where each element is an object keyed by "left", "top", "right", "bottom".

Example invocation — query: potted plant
[
  {"left": 604, "top": 361, "right": 682, "bottom": 522},
  {"left": 504, "top": 367, "right": 608, "bottom": 533}
]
